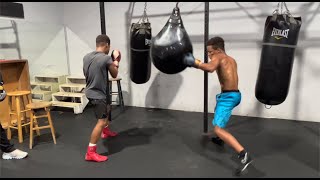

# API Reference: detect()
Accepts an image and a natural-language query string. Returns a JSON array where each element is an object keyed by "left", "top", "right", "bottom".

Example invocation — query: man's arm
[
  {"left": 108, "top": 49, "right": 121, "bottom": 78},
  {"left": 183, "top": 53, "right": 219, "bottom": 73},
  {"left": 197, "top": 57, "right": 219, "bottom": 73},
  {"left": 109, "top": 64, "right": 118, "bottom": 78}
]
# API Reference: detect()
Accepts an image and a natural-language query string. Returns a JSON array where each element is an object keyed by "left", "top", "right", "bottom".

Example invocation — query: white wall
[
  {"left": 64, "top": 2, "right": 320, "bottom": 123},
  {"left": 17, "top": 2, "right": 64, "bottom": 25},
  {"left": 208, "top": 2, "right": 320, "bottom": 123},
  {"left": 0, "top": 2, "right": 68, "bottom": 81},
  {"left": 63, "top": 2, "right": 101, "bottom": 76}
]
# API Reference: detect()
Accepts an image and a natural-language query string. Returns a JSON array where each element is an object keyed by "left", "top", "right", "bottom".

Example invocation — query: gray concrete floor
[{"left": 1, "top": 106, "right": 319, "bottom": 178}]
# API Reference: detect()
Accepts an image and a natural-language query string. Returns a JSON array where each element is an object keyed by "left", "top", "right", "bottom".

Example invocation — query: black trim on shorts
[{"left": 222, "top": 90, "right": 240, "bottom": 93}]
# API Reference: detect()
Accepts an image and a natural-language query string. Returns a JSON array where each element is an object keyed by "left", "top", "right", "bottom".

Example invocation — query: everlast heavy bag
[
  {"left": 255, "top": 6, "right": 302, "bottom": 106},
  {"left": 150, "top": 6, "right": 193, "bottom": 74},
  {"left": 130, "top": 22, "right": 152, "bottom": 84}
]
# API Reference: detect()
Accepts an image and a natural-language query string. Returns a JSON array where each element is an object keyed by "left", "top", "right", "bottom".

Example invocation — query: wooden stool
[
  {"left": 7, "top": 90, "right": 32, "bottom": 143},
  {"left": 27, "top": 101, "right": 56, "bottom": 149},
  {"left": 109, "top": 77, "right": 124, "bottom": 109}
]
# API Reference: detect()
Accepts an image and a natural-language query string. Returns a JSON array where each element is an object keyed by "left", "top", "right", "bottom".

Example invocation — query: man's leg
[
  {"left": 85, "top": 118, "right": 108, "bottom": 162},
  {"left": 211, "top": 135, "right": 224, "bottom": 146},
  {"left": 85, "top": 99, "right": 110, "bottom": 162},
  {"left": 213, "top": 92, "right": 252, "bottom": 174},
  {"left": 214, "top": 126, "right": 253, "bottom": 175},
  {"left": 0, "top": 123, "right": 15, "bottom": 153},
  {"left": 1, "top": 124, "right": 28, "bottom": 160},
  {"left": 214, "top": 126, "right": 244, "bottom": 153},
  {"left": 213, "top": 100, "right": 252, "bottom": 174},
  {"left": 101, "top": 103, "right": 118, "bottom": 139},
  {"left": 89, "top": 119, "right": 107, "bottom": 145}
]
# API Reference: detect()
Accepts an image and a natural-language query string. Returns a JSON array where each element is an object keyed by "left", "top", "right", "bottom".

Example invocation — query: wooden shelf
[{"left": 0, "top": 59, "right": 31, "bottom": 127}]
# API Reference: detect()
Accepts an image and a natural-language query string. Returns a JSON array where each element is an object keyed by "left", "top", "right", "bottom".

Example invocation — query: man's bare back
[{"left": 214, "top": 53, "right": 239, "bottom": 91}]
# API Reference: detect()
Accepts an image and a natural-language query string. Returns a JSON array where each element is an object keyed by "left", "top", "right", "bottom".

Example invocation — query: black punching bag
[
  {"left": 255, "top": 8, "right": 302, "bottom": 105},
  {"left": 150, "top": 6, "right": 193, "bottom": 74},
  {"left": 130, "top": 22, "right": 152, "bottom": 84}
]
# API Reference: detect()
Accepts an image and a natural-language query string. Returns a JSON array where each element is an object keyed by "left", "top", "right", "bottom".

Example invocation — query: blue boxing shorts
[{"left": 212, "top": 90, "right": 241, "bottom": 128}]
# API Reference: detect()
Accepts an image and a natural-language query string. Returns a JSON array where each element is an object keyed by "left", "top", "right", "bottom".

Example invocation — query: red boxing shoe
[
  {"left": 85, "top": 145, "right": 108, "bottom": 162},
  {"left": 101, "top": 127, "right": 118, "bottom": 139}
]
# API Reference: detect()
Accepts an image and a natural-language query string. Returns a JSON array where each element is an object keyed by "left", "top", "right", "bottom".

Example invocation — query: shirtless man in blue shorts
[{"left": 183, "top": 36, "right": 253, "bottom": 175}]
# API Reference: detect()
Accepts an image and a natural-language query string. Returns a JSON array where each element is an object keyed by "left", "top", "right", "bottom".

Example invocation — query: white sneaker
[{"left": 2, "top": 149, "right": 28, "bottom": 160}]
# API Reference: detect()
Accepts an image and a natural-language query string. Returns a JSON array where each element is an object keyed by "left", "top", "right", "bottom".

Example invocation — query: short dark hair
[
  {"left": 207, "top": 36, "right": 225, "bottom": 51},
  {"left": 96, "top": 34, "right": 110, "bottom": 47}
]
